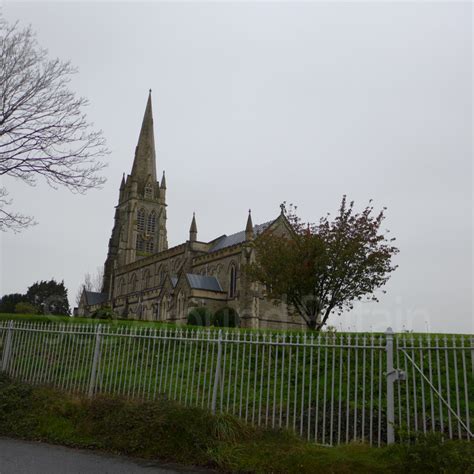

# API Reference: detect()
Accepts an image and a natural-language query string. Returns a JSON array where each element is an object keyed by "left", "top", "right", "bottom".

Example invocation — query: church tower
[{"left": 102, "top": 91, "right": 168, "bottom": 294}]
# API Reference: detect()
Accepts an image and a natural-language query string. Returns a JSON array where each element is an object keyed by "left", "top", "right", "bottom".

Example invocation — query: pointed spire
[
  {"left": 120, "top": 173, "right": 125, "bottom": 189},
  {"left": 130, "top": 90, "right": 157, "bottom": 186},
  {"left": 189, "top": 212, "right": 197, "bottom": 242},
  {"left": 245, "top": 209, "right": 254, "bottom": 241},
  {"left": 160, "top": 170, "right": 166, "bottom": 189}
]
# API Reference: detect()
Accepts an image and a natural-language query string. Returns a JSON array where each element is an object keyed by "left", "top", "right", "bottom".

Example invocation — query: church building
[{"left": 78, "top": 92, "right": 303, "bottom": 329}]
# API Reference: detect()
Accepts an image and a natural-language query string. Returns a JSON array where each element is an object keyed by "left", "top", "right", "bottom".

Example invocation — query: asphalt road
[{"left": 0, "top": 438, "right": 211, "bottom": 474}]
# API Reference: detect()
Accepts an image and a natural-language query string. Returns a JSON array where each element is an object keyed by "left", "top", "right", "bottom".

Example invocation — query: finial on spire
[
  {"left": 189, "top": 212, "right": 197, "bottom": 242},
  {"left": 245, "top": 209, "right": 254, "bottom": 241},
  {"left": 280, "top": 203, "right": 285, "bottom": 215},
  {"left": 160, "top": 170, "right": 166, "bottom": 189}
]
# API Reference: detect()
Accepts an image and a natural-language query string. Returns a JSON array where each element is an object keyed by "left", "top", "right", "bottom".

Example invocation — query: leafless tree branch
[{"left": 0, "top": 15, "right": 109, "bottom": 231}]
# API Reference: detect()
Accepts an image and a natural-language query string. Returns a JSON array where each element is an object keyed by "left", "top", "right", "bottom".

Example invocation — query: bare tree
[
  {"left": 75, "top": 266, "right": 104, "bottom": 306},
  {"left": 0, "top": 15, "right": 108, "bottom": 231}
]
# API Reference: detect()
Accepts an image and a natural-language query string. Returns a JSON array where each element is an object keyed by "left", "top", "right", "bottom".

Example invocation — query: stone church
[{"left": 78, "top": 92, "right": 303, "bottom": 329}]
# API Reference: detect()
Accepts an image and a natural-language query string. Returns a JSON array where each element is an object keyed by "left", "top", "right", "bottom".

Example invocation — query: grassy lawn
[
  {"left": 1, "top": 313, "right": 473, "bottom": 445},
  {"left": 0, "top": 374, "right": 472, "bottom": 473}
]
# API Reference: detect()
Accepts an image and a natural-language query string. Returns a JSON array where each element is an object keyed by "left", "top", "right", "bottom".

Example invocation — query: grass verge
[{"left": 0, "top": 374, "right": 472, "bottom": 473}]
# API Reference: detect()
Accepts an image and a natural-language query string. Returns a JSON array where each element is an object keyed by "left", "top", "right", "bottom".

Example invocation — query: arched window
[
  {"left": 136, "top": 236, "right": 144, "bottom": 252},
  {"left": 119, "top": 278, "right": 126, "bottom": 296},
  {"left": 130, "top": 273, "right": 138, "bottom": 293},
  {"left": 147, "top": 211, "right": 156, "bottom": 234},
  {"left": 137, "top": 208, "right": 146, "bottom": 232},
  {"left": 145, "top": 240, "right": 154, "bottom": 253},
  {"left": 160, "top": 295, "right": 168, "bottom": 320},
  {"left": 229, "top": 264, "right": 237, "bottom": 298},
  {"left": 176, "top": 291, "right": 185, "bottom": 320}
]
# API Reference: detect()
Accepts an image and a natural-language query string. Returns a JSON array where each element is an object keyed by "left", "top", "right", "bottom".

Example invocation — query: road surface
[{"left": 0, "top": 437, "right": 211, "bottom": 474}]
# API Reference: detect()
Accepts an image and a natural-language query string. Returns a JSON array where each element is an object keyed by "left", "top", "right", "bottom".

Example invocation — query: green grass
[
  {"left": 1, "top": 313, "right": 473, "bottom": 444},
  {"left": 0, "top": 374, "right": 472, "bottom": 473}
]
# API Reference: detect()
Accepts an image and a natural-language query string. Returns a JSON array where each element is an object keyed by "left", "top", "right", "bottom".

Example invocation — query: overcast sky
[{"left": 0, "top": 1, "right": 472, "bottom": 333}]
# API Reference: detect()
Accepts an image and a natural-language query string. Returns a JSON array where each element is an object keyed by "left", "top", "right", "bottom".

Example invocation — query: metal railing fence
[{"left": 0, "top": 321, "right": 472, "bottom": 446}]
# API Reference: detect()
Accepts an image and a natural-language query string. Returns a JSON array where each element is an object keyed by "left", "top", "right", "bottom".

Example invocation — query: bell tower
[{"left": 102, "top": 91, "right": 168, "bottom": 294}]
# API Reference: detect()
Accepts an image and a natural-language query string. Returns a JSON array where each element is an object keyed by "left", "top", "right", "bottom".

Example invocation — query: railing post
[
  {"left": 88, "top": 324, "right": 102, "bottom": 398},
  {"left": 211, "top": 329, "right": 223, "bottom": 414},
  {"left": 1, "top": 320, "right": 14, "bottom": 373},
  {"left": 386, "top": 327, "right": 395, "bottom": 444}
]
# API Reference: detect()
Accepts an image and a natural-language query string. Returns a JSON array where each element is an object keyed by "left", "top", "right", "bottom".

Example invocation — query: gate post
[
  {"left": 386, "top": 327, "right": 395, "bottom": 444},
  {"left": 211, "top": 329, "right": 223, "bottom": 414},
  {"left": 88, "top": 324, "right": 102, "bottom": 398},
  {"left": 1, "top": 321, "right": 14, "bottom": 373}
]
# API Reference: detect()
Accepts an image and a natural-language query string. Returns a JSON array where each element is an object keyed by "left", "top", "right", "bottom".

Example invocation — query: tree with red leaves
[{"left": 245, "top": 197, "right": 399, "bottom": 330}]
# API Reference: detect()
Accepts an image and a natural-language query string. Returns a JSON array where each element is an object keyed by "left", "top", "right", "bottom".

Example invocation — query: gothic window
[
  {"left": 137, "top": 208, "right": 146, "bottom": 232},
  {"left": 145, "top": 240, "right": 154, "bottom": 253},
  {"left": 130, "top": 273, "right": 138, "bottom": 293},
  {"left": 136, "top": 236, "right": 145, "bottom": 252},
  {"left": 160, "top": 269, "right": 166, "bottom": 286},
  {"left": 177, "top": 291, "right": 185, "bottom": 319},
  {"left": 229, "top": 264, "right": 237, "bottom": 298},
  {"left": 119, "top": 278, "right": 126, "bottom": 296},
  {"left": 160, "top": 295, "right": 168, "bottom": 320},
  {"left": 147, "top": 211, "right": 156, "bottom": 234},
  {"left": 145, "top": 184, "right": 152, "bottom": 199}
]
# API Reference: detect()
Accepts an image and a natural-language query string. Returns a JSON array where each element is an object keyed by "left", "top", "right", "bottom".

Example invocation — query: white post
[
  {"left": 386, "top": 327, "right": 395, "bottom": 444},
  {"left": 211, "top": 330, "right": 223, "bottom": 413},
  {"left": 88, "top": 324, "right": 102, "bottom": 398},
  {"left": 1, "top": 321, "right": 14, "bottom": 373}
]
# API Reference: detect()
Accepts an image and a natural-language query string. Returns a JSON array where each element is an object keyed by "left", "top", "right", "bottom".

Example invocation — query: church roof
[
  {"left": 186, "top": 274, "right": 224, "bottom": 292},
  {"left": 208, "top": 221, "right": 272, "bottom": 253},
  {"left": 84, "top": 291, "right": 108, "bottom": 306}
]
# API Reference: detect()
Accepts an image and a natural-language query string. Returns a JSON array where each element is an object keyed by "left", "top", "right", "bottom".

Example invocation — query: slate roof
[
  {"left": 208, "top": 221, "right": 273, "bottom": 253},
  {"left": 84, "top": 291, "right": 108, "bottom": 306},
  {"left": 186, "top": 274, "right": 224, "bottom": 292}
]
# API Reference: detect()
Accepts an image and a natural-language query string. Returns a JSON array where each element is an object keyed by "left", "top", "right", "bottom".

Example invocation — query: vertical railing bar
[
  {"left": 299, "top": 334, "right": 306, "bottom": 437},
  {"left": 258, "top": 334, "right": 265, "bottom": 426},
  {"left": 293, "top": 334, "right": 300, "bottom": 433},
  {"left": 211, "top": 329, "right": 223, "bottom": 414},
  {"left": 369, "top": 333, "right": 374, "bottom": 446},
  {"left": 444, "top": 335, "right": 453, "bottom": 439},
  {"left": 418, "top": 336, "right": 427, "bottom": 434},
  {"left": 345, "top": 334, "right": 351, "bottom": 444},
  {"left": 314, "top": 334, "right": 321, "bottom": 443},
  {"left": 435, "top": 335, "right": 444, "bottom": 434},
  {"left": 410, "top": 334, "right": 418, "bottom": 433},
  {"left": 279, "top": 333, "right": 286, "bottom": 428},
  {"left": 337, "top": 334, "right": 344, "bottom": 445},
  {"left": 322, "top": 335, "right": 329, "bottom": 444},
  {"left": 452, "top": 335, "right": 461, "bottom": 439},
  {"left": 461, "top": 337, "right": 470, "bottom": 440},
  {"left": 353, "top": 333, "right": 359, "bottom": 442},
  {"left": 377, "top": 336, "right": 383, "bottom": 447},
  {"left": 306, "top": 334, "right": 313, "bottom": 440},
  {"left": 265, "top": 335, "right": 272, "bottom": 426},
  {"left": 427, "top": 334, "right": 435, "bottom": 432},
  {"left": 286, "top": 334, "right": 293, "bottom": 429},
  {"left": 329, "top": 333, "right": 336, "bottom": 445},
  {"left": 239, "top": 332, "right": 247, "bottom": 419},
  {"left": 361, "top": 334, "right": 367, "bottom": 442},
  {"left": 232, "top": 332, "right": 241, "bottom": 415}
]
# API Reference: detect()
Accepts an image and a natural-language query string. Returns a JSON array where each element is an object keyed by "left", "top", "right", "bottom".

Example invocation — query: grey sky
[{"left": 0, "top": 2, "right": 472, "bottom": 333}]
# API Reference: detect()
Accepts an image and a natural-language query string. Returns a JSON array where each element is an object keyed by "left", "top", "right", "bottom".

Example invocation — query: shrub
[
  {"left": 187, "top": 307, "right": 212, "bottom": 327},
  {"left": 213, "top": 307, "right": 239, "bottom": 328},
  {"left": 91, "top": 306, "right": 115, "bottom": 320},
  {"left": 14, "top": 301, "right": 37, "bottom": 314}
]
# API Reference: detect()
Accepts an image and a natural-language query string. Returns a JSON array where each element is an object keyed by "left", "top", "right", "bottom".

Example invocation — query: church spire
[
  {"left": 189, "top": 212, "right": 197, "bottom": 242},
  {"left": 130, "top": 90, "right": 157, "bottom": 186},
  {"left": 245, "top": 209, "right": 254, "bottom": 241}
]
